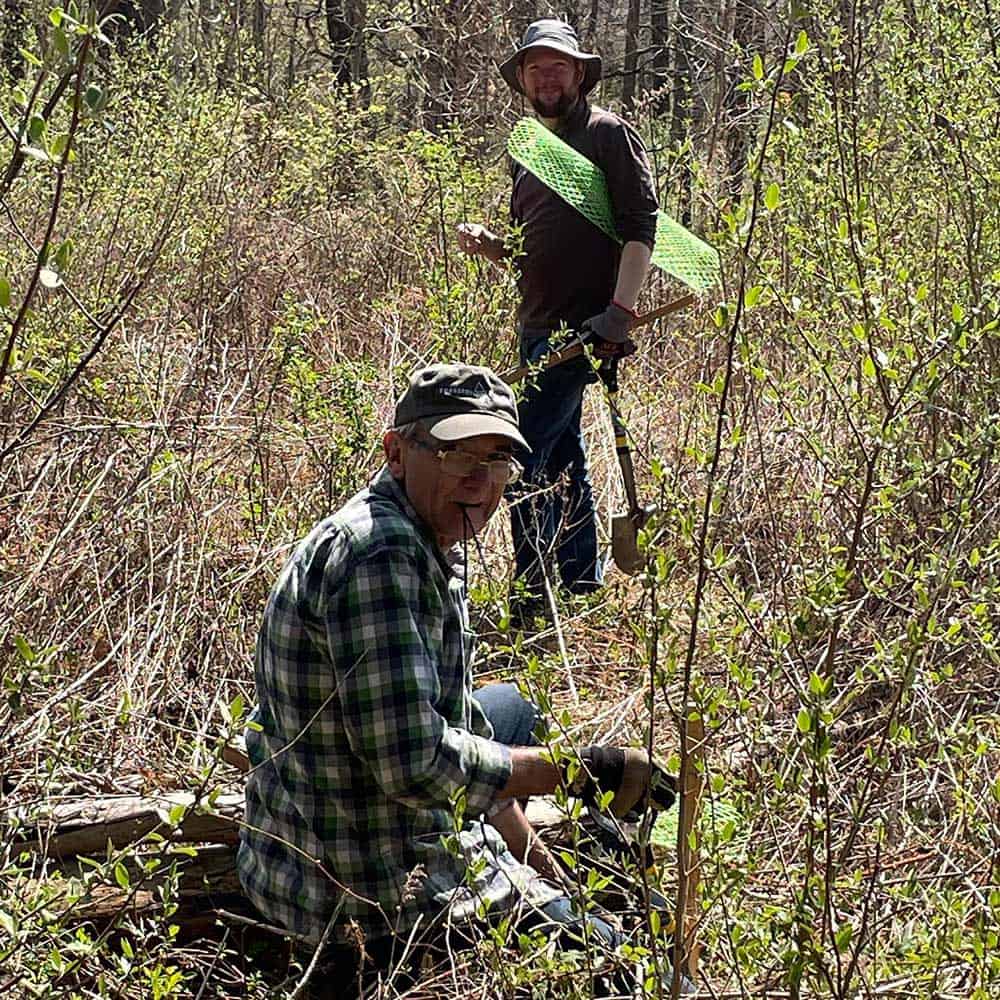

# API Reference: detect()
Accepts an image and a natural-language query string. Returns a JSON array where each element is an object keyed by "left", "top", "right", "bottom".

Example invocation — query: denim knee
[{"left": 473, "top": 682, "right": 543, "bottom": 746}]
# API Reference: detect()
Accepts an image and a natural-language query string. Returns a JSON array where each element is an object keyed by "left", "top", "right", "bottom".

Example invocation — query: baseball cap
[{"left": 394, "top": 363, "right": 530, "bottom": 450}]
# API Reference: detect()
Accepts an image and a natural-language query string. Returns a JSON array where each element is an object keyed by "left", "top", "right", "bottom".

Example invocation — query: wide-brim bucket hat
[{"left": 499, "top": 19, "right": 602, "bottom": 97}]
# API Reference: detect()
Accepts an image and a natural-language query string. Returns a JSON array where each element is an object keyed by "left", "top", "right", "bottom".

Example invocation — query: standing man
[
  {"left": 236, "top": 363, "right": 664, "bottom": 989},
  {"left": 458, "top": 19, "right": 659, "bottom": 626}
]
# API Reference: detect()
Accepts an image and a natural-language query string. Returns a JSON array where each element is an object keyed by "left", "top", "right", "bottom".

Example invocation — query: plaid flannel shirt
[{"left": 237, "top": 468, "right": 557, "bottom": 945}]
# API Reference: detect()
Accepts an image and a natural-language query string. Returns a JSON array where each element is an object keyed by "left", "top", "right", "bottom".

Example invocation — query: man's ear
[
  {"left": 384, "top": 431, "right": 405, "bottom": 481},
  {"left": 574, "top": 60, "right": 585, "bottom": 85}
]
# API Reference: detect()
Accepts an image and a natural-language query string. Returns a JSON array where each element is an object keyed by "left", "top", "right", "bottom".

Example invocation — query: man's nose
[{"left": 462, "top": 463, "right": 490, "bottom": 485}]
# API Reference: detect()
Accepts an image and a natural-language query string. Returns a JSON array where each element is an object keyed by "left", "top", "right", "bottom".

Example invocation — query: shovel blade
[
  {"left": 612, "top": 512, "right": 644, "bottom": 574},
  {"left": 611, "top": 505, "right": 658, "bottom": 575}
]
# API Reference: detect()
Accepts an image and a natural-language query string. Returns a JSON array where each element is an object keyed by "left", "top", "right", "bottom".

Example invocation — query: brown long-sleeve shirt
[{"left": 511, "top": 99, "right": 659, "bottom": 340}]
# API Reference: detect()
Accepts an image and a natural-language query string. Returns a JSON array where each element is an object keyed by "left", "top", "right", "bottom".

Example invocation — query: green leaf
[
  {"left": 28, "top": 115, "right": 46, "bottom": 142},
  {"left": 0, "top": 278, "right": 10, "bottom": 308},
  {"left": 808, "top": 672, "right": 827, "bottom": 697},
  {"left": 49, "top": 133, "right": 70, "bottom": 159},
  {"left": 952, "top": 302, "right": 965, "bottom": 323},
  {"left": 835, "top": 923, "right": 853, "bottom": 952},
  {"left": 114, "top": 862, "right": 130, "bottom": 890},
  {"left": 49, "top": 8, "right": 63, "bottom": 26},
  {"left": 796, "top": 708, "right": 812, "bottom": 733},
  {"left": 52, "top": 26, "right": 69, "bottom": 59},
  {"left": 54, "top": 238, "right": 73, "bottom": 270},
  {"left": 13, "top": 634, "right": 35, "bottom": 663},
  {"left": 84, "top": 84, "right": 103, "bottom": 110},
  {"left": 744, "top": 285, "right": 762, "bottom": 308},
  {"left": 765, "top": 182, "right": 779, "bottom": 211},
  {"left": 862, "top": 355, "right": 876, "bottom": 380},
  {"left": 19, "top": 47, "right": 43, "bottom": 68},
  {"left": 795, "top": 30, "right": 809, "bottom": 56},
  {"left": 752, "top": 53, "right": 764, "bottom": 81}
]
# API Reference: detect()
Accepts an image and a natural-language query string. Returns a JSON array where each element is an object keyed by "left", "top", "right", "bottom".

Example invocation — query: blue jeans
[
  {"left": 473, "top": 681, "right": 542, "bottom": 746},
  {"left": 509, "top": 336, "right": 602, "bottom": 597}
]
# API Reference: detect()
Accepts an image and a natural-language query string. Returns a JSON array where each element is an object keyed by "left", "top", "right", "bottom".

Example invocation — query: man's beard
[{"left": 529, "top": 90, "right": 578, "bottom": 119}]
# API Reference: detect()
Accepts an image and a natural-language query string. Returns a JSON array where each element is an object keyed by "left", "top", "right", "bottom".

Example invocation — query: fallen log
[
  {"left": 7, "top": 764, "right": 571, "bottom": 943},
  {"left": 10, "top": 791, "right": 244, "bottom": 859},
  {"left": 15, "top": 842, "right": 263, "bottom": 943}
]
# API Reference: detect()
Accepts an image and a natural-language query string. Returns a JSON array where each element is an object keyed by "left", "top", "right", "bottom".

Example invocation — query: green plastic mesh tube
[{"left": 508, "top": 117, "right": 721, "bottom": 292}]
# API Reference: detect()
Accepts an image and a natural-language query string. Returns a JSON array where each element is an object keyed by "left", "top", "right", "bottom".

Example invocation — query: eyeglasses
[{"left": 409, "top": 436, "right": 522, "bottom": 485}]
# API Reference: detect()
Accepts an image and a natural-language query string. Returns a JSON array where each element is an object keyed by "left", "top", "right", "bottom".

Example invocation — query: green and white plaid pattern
[{"left": 237, "top": 468, "right": 525, "bottom": 944}]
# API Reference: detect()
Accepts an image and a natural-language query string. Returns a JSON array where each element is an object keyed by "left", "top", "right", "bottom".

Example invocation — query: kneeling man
[{"left": 237, "top": 362, "right": 662, "bottom": 983}]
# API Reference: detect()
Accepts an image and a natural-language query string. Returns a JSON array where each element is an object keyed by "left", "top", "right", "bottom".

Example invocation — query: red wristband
[{"left": 612, "top": 299, "right": 638, "bottom": 318}]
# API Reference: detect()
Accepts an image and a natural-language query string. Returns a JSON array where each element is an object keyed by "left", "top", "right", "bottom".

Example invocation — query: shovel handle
[
  {"left": 605, "top": 369, "right": 642, "bottom": 516},
  {"left": 502, "top": 293, "right": 695, "bottom": 386}
]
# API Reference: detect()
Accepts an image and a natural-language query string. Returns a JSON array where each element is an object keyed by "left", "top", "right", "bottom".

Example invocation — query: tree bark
[
  {"left": 326, "top": 0, "right": 353, "bottom": 86},
  {"left": 725, "top": 0, "right": 759, "bottom": 200},
  {"left": 622, "top": 0, "right": 641, "bottom": 110},
  {"left": 13, "top": 791, "right": 245, "bottom": 858},
  {"left": 650, "top": 0, "right": 671, "bottom": 114},
  {"left": 2, "top": 0, "right": 28, "bottom": 77}
]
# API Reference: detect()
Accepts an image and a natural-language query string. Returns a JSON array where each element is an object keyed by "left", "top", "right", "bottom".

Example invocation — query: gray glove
[
  {"left": 583, "top": 302, "right": 634, "bottom": 343},
  {"left": 583, "top": 303, "right": 638, "bottom": 360}
]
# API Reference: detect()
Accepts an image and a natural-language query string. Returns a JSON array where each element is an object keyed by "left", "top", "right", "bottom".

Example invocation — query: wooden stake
[{"left": 681, "top": 713, "right": 706, "bottom": 980}]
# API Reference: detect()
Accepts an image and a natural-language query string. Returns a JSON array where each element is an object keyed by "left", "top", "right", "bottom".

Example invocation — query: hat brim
[
  {"left": 428, "top": 412, "right": 530, "bottom": 452},
  {"left": 499, "top": 43, "right": 602, "bottom": 97}
]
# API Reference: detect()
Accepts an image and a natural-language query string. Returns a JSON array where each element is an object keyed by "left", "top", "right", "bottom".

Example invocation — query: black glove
[
  {"left": 564, "top": 746, "right": 653, "bottom": 818},
  {"left": 647, "top": 761, "right": 677, "bottom": 813},
  {"left": 583, "top": 302, "right": 638, "bottom": 360}
]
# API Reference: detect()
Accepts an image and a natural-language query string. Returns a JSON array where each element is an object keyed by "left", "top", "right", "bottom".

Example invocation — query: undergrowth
[{"left": 1, "top": 1, "right": 998, "bottom": 997}]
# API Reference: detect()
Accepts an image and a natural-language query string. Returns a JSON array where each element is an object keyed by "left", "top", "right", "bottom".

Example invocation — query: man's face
[
  {"left": 385, "top": 429, "right": 513, "bottom": 550},
  {"left": 517, "top": 48, "right": 584, "bottom": 119}
]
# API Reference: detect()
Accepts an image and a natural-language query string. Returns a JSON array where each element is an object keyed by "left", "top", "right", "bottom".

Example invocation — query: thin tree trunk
[
  {"left": 650, "top": 0, "right": 671, "bottom": 114},
  {"left": 326, "top": 0, "right": 352, "bottom": 86},
  {"left": 726, "top": 0, "right": 758, "bottom": 200},
  {"left": 2, "top": 0, "right": 27, "bottom": 78},
  {"left": 349, "top": 0, "right": 370, "bottom": 104},
  {"left": 622, "top": 0, "right": 641, "bottom": 110},
  {"left": 671, "top": 0, "right": 697, "bottom": 224}
]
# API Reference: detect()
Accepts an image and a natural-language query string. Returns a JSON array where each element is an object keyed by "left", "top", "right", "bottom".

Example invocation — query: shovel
[
  {"left": 599, "top": 357, "right": 657, "bottom": 574},
  {"left": 501, "top": 294, "right": 694, "bottom": 574},
  {"left": 502, "top": 294, "right": 694, "bottom": 386}
]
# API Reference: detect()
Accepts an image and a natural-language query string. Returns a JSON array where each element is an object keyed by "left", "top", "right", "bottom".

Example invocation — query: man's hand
[
  {"left": 563, "top": 746, "right": 642, "bottom": 818},
  {"left": 582, "top": 303, "right": 638, "bottom": 360},
  {"left": 456, "top": 222, "right": 506, "bottom": 263}
]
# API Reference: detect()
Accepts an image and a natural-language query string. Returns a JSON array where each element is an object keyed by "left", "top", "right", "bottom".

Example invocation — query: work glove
[
  {"left": 564, "top": 747, "right": 678, "bottom": 818},
  {"left": 582, "top": 302, "right": 638, "bottom": 360},
  {"left": 564, "top": 746, "right": 674, "bottom": 819}
]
